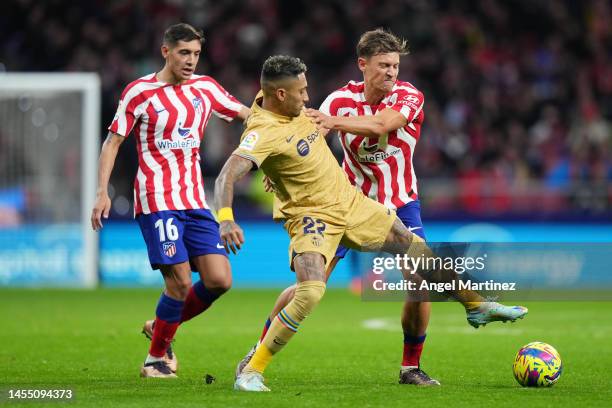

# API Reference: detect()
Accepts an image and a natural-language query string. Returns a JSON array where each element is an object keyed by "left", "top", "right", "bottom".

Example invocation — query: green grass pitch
[{"left": 2, "top": 288, "right": 611, "bottom": 407}]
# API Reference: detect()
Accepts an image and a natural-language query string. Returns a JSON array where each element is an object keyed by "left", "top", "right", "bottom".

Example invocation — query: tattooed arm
[{"left": 214, "top": 154, "right": 255, "bottom": 254}]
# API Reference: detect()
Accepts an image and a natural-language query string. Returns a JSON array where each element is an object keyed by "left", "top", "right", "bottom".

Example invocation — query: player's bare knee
[
  {"left": 270, "top": 284, "right": 297, "bottom": 317},
  {"left": 281, "top": 284, "right": 297, "bottom": 303},
  {"left": 206, "top": 273, "right": 232, "bottom": 294},
  {"left": 162, "top": 275, "right": 192, "bottom": 300},
  {"left": 176, "top": 279, "right": 192, "bottom": 299},
  {"left": 174, "top": 275, "right": 193, "bottom": 299},
  {"left": 161, "top": 264, "right": 192, "bottom": 294}
]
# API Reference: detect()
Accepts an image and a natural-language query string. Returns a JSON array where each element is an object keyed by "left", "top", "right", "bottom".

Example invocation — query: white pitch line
[{"left": 362, "top": 318, "right": 524, "bottom": 335}]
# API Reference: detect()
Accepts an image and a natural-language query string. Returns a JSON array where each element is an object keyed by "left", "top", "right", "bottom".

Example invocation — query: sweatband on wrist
[{"left": 217, "top": 207, "right": 234, "bottom": 222}]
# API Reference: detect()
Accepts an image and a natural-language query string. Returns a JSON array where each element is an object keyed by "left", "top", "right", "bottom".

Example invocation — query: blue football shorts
[{"left": 136, "top": 208, "right": 226, "bottom": 270}]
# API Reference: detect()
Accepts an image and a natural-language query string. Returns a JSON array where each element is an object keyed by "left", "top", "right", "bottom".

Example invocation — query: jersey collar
[{"left": 252, "top": 91, "right": 294, "bottom": 123}]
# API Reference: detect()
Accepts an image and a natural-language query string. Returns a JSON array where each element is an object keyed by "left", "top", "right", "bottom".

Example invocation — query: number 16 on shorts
[
  {"left": 137, "top": 209, "right": 226, "bottom": 269},
  {"left": 137, "top": 211, "right": 187, "bottom": 267},
  {"left": 155, "top": 218, "right": 179, "bottom": 242},
  {"left": 155, "top": 218, "right": 179, "bottom": 257}
]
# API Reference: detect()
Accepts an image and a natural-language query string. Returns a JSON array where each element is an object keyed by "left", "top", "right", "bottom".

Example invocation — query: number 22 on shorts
[{"left": 302, "top": 216, "right": 325, "bottom": 236}]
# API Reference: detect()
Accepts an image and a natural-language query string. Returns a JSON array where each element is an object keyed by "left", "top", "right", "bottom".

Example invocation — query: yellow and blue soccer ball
[{"left": 512, "top": 342, "right": 562, "bottom": 387}]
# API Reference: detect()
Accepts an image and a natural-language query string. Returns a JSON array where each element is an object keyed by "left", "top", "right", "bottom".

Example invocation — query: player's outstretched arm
[
  {"left": 305, "top": 107, "right": 407, "bottom": 138},
  {"left": 214, "top": 154, "right": 254, "bottom": 254},
  {"left": 91, "top": 132, "right": 125, "bottom": 231}
]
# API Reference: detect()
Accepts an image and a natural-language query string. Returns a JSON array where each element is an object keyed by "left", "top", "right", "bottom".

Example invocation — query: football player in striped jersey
[{"left": 91, "top": 23, "right": 250, "bottom": 378}]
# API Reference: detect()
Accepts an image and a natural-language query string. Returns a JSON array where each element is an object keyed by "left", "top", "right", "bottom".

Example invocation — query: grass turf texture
[{"left": 2, "top": 289, "right": 611, "bottom": 407}]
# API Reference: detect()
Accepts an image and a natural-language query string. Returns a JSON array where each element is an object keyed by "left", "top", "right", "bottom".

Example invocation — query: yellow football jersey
[{"left": 233, "top": 93, "right": 357, "bottom": 221}]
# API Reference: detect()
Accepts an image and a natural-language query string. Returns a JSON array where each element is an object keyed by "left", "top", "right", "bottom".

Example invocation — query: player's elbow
[{"left": 105, "top": 133, "right": 125, "bottom": 150}]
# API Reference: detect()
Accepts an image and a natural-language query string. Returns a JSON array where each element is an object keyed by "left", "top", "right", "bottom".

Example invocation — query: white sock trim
[
  {"left": 145, "top": 354, "right": 164, "bottom": 365},
  {"left": 401, "top": 365, "right": 419, "bottom": 371}
]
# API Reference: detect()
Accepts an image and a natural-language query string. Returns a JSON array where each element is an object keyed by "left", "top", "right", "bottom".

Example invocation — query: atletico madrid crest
[
  {"left": 162, "top": 242, "right": 177, "bottom": 257},
  {"left": 192, "top": 97, "right": 203, "bottom": 114}
]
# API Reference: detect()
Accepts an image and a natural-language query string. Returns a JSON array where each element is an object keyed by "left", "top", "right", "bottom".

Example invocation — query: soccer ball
[{"left": 512, "top": 342, "right": 562, "bottom": 387}]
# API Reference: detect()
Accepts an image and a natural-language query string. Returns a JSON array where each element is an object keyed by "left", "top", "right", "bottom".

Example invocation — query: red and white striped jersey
[
  {"left": 109, "top": 73, "right": 242, "bottom": 215},
  {"left": 319, "top": 80, "right": 424, "bottom": 210}
]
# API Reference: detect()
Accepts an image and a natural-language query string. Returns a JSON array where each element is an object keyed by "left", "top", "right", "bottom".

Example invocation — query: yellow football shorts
[{"left": 284, "top": 190, "right": 396, "bottom": 269}]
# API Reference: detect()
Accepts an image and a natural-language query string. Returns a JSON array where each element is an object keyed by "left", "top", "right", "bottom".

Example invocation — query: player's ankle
[
  {"left": 401, "top": 365, "right": 419, "bottom": 371},
  {"left": 243, "top": 365, "right": 263, "bottom": 375},
  {"left": 145, "top": 354, "right": 164, "bottom": 365},
  {"left": 464, "top": 301, "right": 483, "bottom": 311}
]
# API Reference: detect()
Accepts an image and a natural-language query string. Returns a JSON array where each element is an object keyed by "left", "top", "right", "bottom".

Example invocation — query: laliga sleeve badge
[{"left": 239, "top": 131, "right": 259, "bottom": 151}]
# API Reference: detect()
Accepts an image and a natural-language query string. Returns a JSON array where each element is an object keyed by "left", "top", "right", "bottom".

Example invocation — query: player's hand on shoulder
[
  {"left": 91, "top": 191, "right": 111, "bottom": 231},
  {"left": 219, "top": 220, "right": 245, "bottom": 254},
  {"left": 305, "top": 108, "right": 334, "bottom": 132}
]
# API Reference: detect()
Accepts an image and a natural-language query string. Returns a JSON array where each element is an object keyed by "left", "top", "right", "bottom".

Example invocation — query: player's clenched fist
[
  {"left": 91, "top": 192, "right": 111, "bottom": 231},
  {"left": 219, "top": 220, "right": 245, "bottom": 254}
]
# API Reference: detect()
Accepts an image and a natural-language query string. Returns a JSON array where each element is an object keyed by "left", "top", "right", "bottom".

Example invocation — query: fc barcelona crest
[
  {"left": 311, "top": 235, "right": 323, "bottom": 247},
  {"left": 162, "top": 242, "right": 177, "bottom": 257}
]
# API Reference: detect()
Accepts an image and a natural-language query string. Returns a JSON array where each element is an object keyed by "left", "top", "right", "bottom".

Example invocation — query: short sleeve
[
  {"left": 233, "top": 128, "right": 277, "bottom": 168},
  {"left": 108, "top": 85, "right": 145, "bottom": 137},
  {"left": 386, "top": 89, "right": 424, "bottom": 123},
  {"left": 199, "top": 77, "right": 243, "bottom": 122}
]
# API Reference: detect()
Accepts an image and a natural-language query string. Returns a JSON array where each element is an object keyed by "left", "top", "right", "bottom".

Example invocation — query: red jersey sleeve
[
  {"left": 199, "top": 76, "right": 243, "bottom": 122},
  {"left": 387, "top": 89, "right": 424, "bottom": 124},
  {"left": 108, "top": 83, "right": 147, "bottom": 137}
]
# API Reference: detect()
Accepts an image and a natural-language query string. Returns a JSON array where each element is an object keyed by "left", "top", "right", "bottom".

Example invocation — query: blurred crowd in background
[{"left": 1, "top": 0, "right": 611, "bottom": 220}]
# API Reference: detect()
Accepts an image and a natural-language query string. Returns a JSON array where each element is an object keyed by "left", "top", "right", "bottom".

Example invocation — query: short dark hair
[
  {"left": 261, "top": 55, "right": 307, "bottom": 86},
  {"left": 356, "top": 28, "right": 409, "bottom": 58},
  {"left": 163, "top": 23, "right": 204, "bottom": 47}
]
